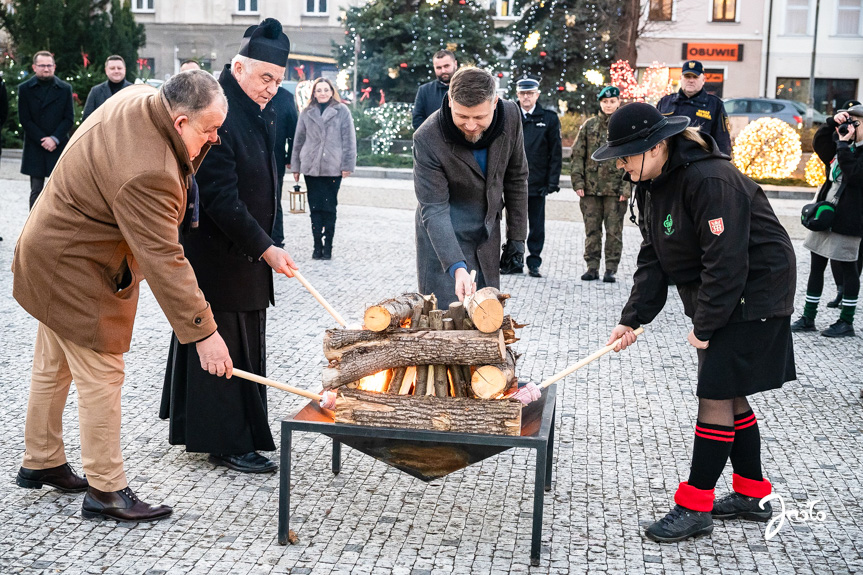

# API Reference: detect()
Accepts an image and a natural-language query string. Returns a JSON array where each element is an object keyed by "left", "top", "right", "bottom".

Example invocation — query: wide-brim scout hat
[{"left": 591, "top": 102, "right": 690, "bottom": 161}]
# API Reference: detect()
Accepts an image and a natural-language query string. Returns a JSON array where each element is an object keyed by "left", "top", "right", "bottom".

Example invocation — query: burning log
[
  {"left": 332, "top": 389, "right": 522, "bottom": 436},
  {"left": 364, "top": 293, "right": 427, "bottom": 332},
  {"left": 471, "top": 347, "right": 518, "bottom": 399},
  {"left": 465, "top": 287, "right": 507, "bottom": 333},
  {"left": 323, "top": 328, "right": 506, "bottom": 389}
]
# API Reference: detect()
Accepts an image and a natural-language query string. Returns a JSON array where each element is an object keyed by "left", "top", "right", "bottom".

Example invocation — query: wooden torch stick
[
  {"left": 232, "top": 368, "right": 323, "bottom": 402},
  {"left": 292, "top": 269, "right": 348, "bottom": 327},
  {"left": 538, "top": 327, "right": 645, "bottom": 390}
]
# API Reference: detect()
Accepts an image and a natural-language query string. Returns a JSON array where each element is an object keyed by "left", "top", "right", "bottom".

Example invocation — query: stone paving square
[{"left": 0, "top": 174, "right": 862, "bottom": 574}]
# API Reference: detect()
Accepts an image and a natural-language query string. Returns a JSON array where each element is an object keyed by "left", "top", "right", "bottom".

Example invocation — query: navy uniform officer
[
  {"left": 501, "top": 76, "right": 562, "bottom": 277},
  {"left": 657, "top": 60, "right": 731, "bottom": 157}
]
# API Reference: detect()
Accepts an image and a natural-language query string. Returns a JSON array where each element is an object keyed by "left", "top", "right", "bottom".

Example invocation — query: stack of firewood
[{"left": 321, "top": 289, "right": 525, "bottom": 399}]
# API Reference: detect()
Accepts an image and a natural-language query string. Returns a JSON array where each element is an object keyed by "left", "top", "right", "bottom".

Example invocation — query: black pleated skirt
[
  {"left": 159, "top": 309, "right": 275, "bottom": 454},
  {"left": 696, "top": 316, "right": 796, "bottom": 399}
]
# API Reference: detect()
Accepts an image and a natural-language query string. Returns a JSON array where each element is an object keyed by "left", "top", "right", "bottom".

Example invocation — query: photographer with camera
[{"left": 792, "top": 104, "right": 863, "bottom": 337}]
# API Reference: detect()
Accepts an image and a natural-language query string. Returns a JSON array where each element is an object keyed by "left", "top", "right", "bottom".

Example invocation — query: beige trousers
[{"left": 22, "top": 323, "right": 128, "bottom": 491}]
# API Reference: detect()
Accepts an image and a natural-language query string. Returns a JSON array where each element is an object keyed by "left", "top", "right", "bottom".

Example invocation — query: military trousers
[{"left": 579, "top": 195, "right": 627, "bottom": 272}]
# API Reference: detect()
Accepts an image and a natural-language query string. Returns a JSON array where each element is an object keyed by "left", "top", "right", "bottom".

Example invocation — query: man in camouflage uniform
[{"left": 570, "top": 86, "right": 629, "bottom": 282}]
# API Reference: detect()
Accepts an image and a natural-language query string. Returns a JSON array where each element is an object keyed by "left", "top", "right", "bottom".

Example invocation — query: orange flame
[{"left": 357, "top": 370, "right": 389, "bottom": 393}]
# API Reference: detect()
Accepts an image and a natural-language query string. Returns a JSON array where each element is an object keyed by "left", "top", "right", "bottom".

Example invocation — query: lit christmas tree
[
  {"left": 337, "top": 0, "right": 504, "bottom": 103},
  {"left": 507, "top": 0, "right": 632, "bottom": 112}
]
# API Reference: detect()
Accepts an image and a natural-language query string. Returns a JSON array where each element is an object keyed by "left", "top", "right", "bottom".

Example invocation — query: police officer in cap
[
  {"left": 657, "top": 60, "right": 731, "bottom": 156},
  {"left": 501, "top": 76, "right": 562, "bottom": 277}
]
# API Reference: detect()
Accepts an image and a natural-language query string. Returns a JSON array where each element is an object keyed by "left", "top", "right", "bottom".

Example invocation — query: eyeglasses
[{"left": 34, "top": 64, "right": 55, "bottom": 68}]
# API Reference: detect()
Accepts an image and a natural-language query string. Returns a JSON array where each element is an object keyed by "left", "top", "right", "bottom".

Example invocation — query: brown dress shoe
[
  {"left": 17, "top": 463, "right": 88, "bottom": 493},
  {"left": 81, "top": 486, "right": 172, "bottom": 523}
]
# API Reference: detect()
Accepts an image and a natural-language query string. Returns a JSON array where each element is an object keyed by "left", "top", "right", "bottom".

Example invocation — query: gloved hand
[
  {"left": 500, "top": 240, "right": 525, "bottom": 274},
  {"left": 542, "top": 185, "right": 560, "bottom": 196}
]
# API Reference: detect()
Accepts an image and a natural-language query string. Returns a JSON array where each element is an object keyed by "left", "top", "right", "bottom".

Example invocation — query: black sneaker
[
  {"left": 644, "top": 505, "right": 713, "bottom": 543},
  {"left": 602, "top": 270, "right": 616, "bottom": 283},
  {"left": 581, "top": 268, "right": 599, "bottom": 281},
  {"left": 712, "top": 492, "right": 773, "bottom": 522},
  {"left": 821, "top": 319, "right": 855, "bottom": 338},
  {"left": 826, "top": 291, "right": 844, "bottom": 309},
  {"left": 790, "top": 316, "right": 816, "bottom": 332}
]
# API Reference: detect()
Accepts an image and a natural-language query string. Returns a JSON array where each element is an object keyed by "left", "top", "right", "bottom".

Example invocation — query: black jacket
[
  {"left": 17, "top": 75, "right": 74, "bottom": 177},
  {"left": 520, "top": 104, "right": 562, "bottom": 196},
  {"left": 81, "top": 79, "right": 132, "bottom": 122},
  {"left": 271, "top": 87, "right": 298, "bottom": 181},
  {"left": 412, "top": 79, "right": 448, "bottom": 130},
  {"left": 620, "top": 136, "right": 796, "bottom": 340},
  {"left": 657, "top": 89, "right": 732, "bottom": 157},
  {"left": 812, "top": 118, "right": 863, "bottom": 237},
  {"left": 181, "top": 64, "right": 278, "bottom": 311}
]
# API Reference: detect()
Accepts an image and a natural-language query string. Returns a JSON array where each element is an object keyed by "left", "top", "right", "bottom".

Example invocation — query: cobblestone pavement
[{"left": 1, "top": 175, "right": 861, "bottom": 575}]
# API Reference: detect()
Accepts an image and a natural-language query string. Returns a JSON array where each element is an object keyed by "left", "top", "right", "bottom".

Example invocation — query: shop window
[{"left": 776, "top": 77, "right": 860, "bottom": 114}]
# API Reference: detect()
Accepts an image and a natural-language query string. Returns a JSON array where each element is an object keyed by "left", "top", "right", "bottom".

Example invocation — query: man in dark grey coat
[
  {"left": 413, "top": 67, "right": 529, "bottom": 307},
  {"left": 81, "top": 55, "right": 132, "bottom": 122},
  {"left": 411, "top": 50, "right": 457, "bottom": 130}
]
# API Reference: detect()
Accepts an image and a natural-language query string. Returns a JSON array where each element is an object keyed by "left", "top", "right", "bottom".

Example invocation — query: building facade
[
  {"left": 130, "top": 0, "right": 357, "bottom": 81},
  {"left": 636, "top": 0, "right": 862, "bottom": 111}
]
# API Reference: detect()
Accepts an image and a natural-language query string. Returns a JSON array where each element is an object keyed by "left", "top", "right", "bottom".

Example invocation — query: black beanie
[{"left": 238, "top": 18, "right": 290, "bottom": 67}]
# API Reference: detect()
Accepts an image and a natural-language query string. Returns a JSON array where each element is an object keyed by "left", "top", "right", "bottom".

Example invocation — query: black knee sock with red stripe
[
  {"left": 686, "top": 421, "right": 735, "bottom": 491},
  {"left": 730, "top": 409, "right": 763, "bottom": 481}
]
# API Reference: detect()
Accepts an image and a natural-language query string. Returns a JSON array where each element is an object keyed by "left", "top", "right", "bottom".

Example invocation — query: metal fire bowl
[{"left": 284, "top": 386, "right": 555, "bottom": 482}]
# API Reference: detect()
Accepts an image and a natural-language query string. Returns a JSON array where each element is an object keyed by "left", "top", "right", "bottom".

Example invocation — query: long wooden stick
[
  {"left": 292, "top": 269, "right": 347, "bottom": 327},
  {"left": 232, "top": 368, "right": 322, "bottom": 401},
  {"left": 537, "top": 327, "right": 644, "bottom": 390}
]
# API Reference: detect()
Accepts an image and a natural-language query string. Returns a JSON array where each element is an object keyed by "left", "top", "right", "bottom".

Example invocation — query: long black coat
[
  {"left": 521, "top": 104, "right": 562, "bottom": 196},
  {"left": 413, "top": 99, "right": 529, "bottom": 307},
  {"left": 17, "top": 75, "right": 74, "bottom": 177},
  {"left": 181, "top": 64, "right": 278, "bottom": 311},
  {"left": 412, "top": 80, "right": 448, "bottom": 130}
]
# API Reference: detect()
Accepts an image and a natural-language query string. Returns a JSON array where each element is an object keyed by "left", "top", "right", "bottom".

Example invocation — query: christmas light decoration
[
  {"left": 525, "top": 31, "right": 540, "bottom": 51},
  {"left": 804, "top": 153, "right": 827, "bottom": 187},
  {"left": 336, "top": 69, "right": 350, "bottom": 91},
  {"left": 365, "top": 102, "right": 413, "bottom": 155},
  {"left": 584, "top": 69, "right": 604, "bottom": 86},
  {"left": 732, "top": 118, "right": 803, "bottom": 179},
  {"left": 610, "top": 60, "right": 639, "bottom": 99}
]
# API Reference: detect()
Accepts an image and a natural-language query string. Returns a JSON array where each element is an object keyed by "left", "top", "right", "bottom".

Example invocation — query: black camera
[{"left": 837, "top": 120, "right": 860, "bottom": 136}]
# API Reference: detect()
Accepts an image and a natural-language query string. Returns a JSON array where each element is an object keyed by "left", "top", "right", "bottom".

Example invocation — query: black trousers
[
  {"left": 29, "top": 177, "right": 45, "bottom": 209},
  {"left": 272, "top": 178, "right": 285, "bottom": 247},
  {"left": 830, "top": 238, "right": 863, "bottom": 289},
  {"left": 526, "top": 195, "right": 546, "bottom": 270},
  {"left": 306, "top": 175, "right": 341, "bottom": 248}
]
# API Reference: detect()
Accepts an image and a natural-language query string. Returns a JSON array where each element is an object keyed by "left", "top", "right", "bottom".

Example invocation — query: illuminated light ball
[
  {"left": 557, "top": 86, "right": 565, "bottom": 91},
  {"left": 539, "top": 51, "right": 547, "bottom": 57},
  {"left": 524, "top": 31, "right": 540, "bottom": 51},
  {"left": 732, "top": 118, "right": 802, "bottom": 180},
  {"left": 497, "top": 72, "right": 504, "bottom": 78},
  {"left": 400, "top": 62, "right": 408, "bottom": 68},
  {"left": 584, "top": 69, "right": 604, "bottom": 86},
  {"left": 804, "top": 153, "right": 827, "bottom": 187}
]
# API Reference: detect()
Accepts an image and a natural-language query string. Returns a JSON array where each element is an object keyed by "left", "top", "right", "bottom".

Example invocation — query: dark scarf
[{"left": 439, "top": 97, "right": 506, "bottom": 150}]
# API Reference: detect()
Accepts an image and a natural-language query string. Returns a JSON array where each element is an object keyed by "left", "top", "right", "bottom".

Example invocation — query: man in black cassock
[{"left": 160, "top": 18, "right": 298, "bottom": 473}]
